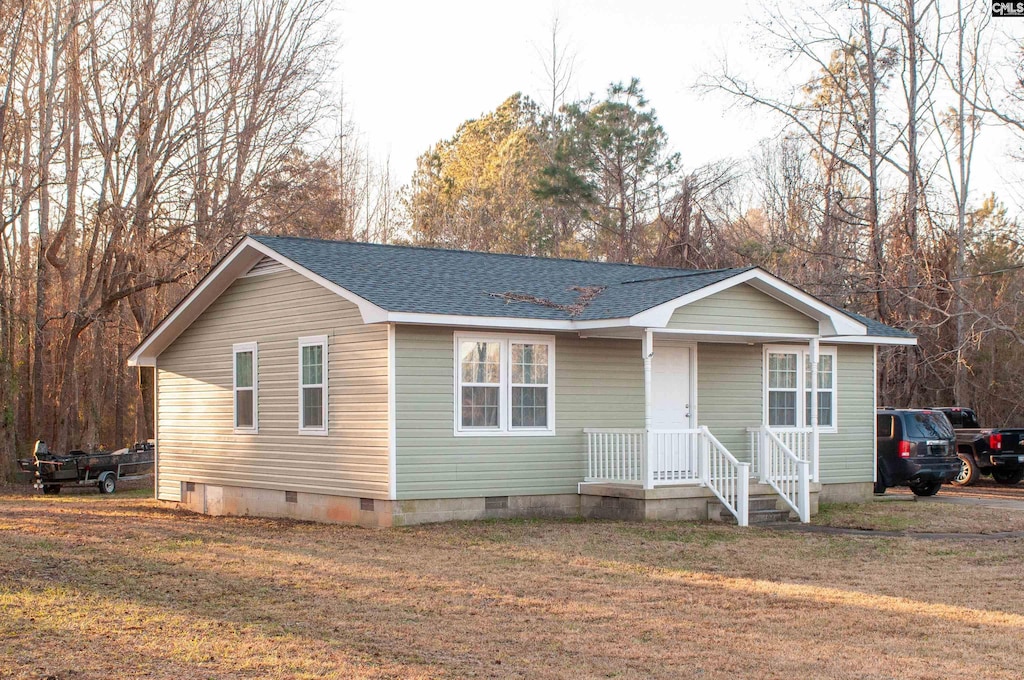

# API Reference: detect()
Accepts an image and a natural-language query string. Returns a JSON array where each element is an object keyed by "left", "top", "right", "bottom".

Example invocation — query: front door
[
  {"left": 651, "top": 343, "right": 695, "bottom": 482},
  {"left": 652, "top": 344, "right": 692, "bottom": 429}
]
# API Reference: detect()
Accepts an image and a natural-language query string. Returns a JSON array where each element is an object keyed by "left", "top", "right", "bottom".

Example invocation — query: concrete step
[
  {"left": 720, "top": 506, "right": 793, "bottom": 524},
  {"left": 748, "top": 497, "right": 781, "bottom": 513}
]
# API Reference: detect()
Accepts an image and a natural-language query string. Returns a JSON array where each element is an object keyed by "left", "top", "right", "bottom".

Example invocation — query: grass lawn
[{"left": 2, "top": 488, "right": 1024, "bottom": 679}]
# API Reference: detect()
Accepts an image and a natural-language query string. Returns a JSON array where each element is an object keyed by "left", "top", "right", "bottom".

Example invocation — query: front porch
[
  {"left": 581, "top": 425, "right": 816, "bottom": 525},
  {"left": 578, "top": 328, "right": 829, "bottom": 526}
]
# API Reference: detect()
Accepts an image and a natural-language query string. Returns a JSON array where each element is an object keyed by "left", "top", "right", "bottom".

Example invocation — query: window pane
[
  {"left": 819, "top": 354, "right": 833, "bottom": 389},
  {"left": 461, "top": 386, "right": 499, "bottom": 428},
  {"left": 235, "top": 351, "right": 253, "bottom": 388},
  {"left": 768, "top": 353, "right": 796, "bottom": 389},
  {"left": 805, "top": 391, "right": 833, "bottom": 427},
  {"left": 460, "top": 341, "right": 500, "bottom": 384},
  {"left": 302, "top": 386, "right": 323, "bottom": 428},
  {"left": 768, "top": 391, "right": 797, "bottom": 426},
  {"left": 236, "top": 389, "right": 254, "bottom": 428},
  {"left": 511, "top": 343, "right": 548, "bottom": 384},
  {"left": 302, "top": 345, "right": 323, "bottom": 385},
  {"left": 805, "top": 354, "right": 834, "bottom": 389},
  {"left": 818, "top": 392, "right": 833, "bottom": 426},
  {"left": 512, "top": 386, "right": 548, "bottom": 428}
]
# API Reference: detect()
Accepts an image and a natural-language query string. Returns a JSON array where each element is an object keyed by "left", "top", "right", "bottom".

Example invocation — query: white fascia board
[
  {"left": 628, "top": 268, "right": 867, "bottom": 336},
  {"left": 384, "top": 311, "right": 577, "bottom": 331},
  {"left": 828, "top": 335, "right": 917, "bottom": 346},
  {"left": 382, "top": 312, "right": 634, "bottom": 331}
]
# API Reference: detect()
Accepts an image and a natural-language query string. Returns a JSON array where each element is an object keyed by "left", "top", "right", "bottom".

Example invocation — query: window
[
  {"left": 805, "top": 353, "right": 834, "bottom": 429},
  {"left": 233, "top": 342, "right": 257, "bottom": 433},
  {"left": 767, "top": 352, "right": 798, "bottom": 427},
  {"left": 299, "top": 336, "right": 328, "bottom": 434},
  {"left": 455, "top": 334, "right": 555, "bottom": 435},
  {"left": 764, "top": 346, "right": 837, "bottom": 430},
  {"left": 877, "top": 414, "right": 894, "bottom": 439}
]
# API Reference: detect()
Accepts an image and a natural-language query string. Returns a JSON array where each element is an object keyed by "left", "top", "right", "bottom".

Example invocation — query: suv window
[
  {"left": 903, "top": 412, "right": 955, "bottom": 440},
  {"left": 943, "top": 409, "right": 979, "bottom": 429},
  {"left": 877, "top": 415, "right": 894, "bottom": 438}
]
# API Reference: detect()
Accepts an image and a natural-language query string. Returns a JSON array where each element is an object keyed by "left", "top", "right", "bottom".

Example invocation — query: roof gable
[{"left": 666, "top": 283, "right": 820, "bottom": 335}]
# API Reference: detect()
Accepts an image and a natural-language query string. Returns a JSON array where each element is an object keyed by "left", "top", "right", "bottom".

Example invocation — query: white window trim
[
  {"left": 233, "top": 342, "right": 258, "bottom": 434},
  {"left": 763, "top": 344, "right": 838, "bottom": 433},
  {"left": 298, "top": 335, "right": 329, "bottom": 435},
  {"left": 453, "top": 332, "right": 556, "bottom": 437}
]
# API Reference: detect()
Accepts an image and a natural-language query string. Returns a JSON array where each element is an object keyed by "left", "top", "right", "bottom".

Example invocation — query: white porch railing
[
  {"left": 748, "top": 427, "right": 814, "bottom": 481},
  {"left": 584, "top": 426, "right": 749, "bottom": 526},
  {"left": 749, "top": 425, "right": 810, "bottom": 523},
  {"left": 585, "top": 428, "right": 646, "bottom": 484},
  {"left": 700, "top": 427, "right": 750, "bottom": 527}
]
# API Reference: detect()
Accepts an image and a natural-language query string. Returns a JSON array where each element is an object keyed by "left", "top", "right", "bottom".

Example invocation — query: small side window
[
  {"left": 298, "top": 335, "right": 328, "bottom": 435},
  {"left": 233, "top": 342, "right": 258, "bottom": 433},
  {"left": 877, "top": 415, "right": 893, "bottom": 439}
]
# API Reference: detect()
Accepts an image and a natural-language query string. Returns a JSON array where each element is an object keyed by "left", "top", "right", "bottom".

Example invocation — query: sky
[{"left": 333, "top": 0, "right": 1024, "bottom": 216}]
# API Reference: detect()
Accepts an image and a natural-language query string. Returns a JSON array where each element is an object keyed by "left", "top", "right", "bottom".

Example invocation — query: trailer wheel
[
  {"left": 42, "top": 484, "right": 60, "bottom": 495},
  {"left": 99, "top": 473, "right": 116, "bottom": 495}
]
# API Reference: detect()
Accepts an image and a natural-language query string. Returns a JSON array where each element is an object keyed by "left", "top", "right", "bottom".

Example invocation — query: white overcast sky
[{"left": 334, "top": 0, "right": 1024, "bottom": 216}]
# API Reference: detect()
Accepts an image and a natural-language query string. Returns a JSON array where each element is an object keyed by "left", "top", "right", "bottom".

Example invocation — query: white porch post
[
  {"left": 642, "top": 329, "right": 655, "bottom": 489},
  {"left": 809, "top": 337, "right": 820, "bottom": 483}
]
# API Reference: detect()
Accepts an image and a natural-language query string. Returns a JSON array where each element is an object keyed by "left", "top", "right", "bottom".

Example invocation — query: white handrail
[
  {"left": 758, "top": 426, "right": 810, "bottom": 523},
  {"left": 700, "top": 426, "right": 749, "bottom": 527}
]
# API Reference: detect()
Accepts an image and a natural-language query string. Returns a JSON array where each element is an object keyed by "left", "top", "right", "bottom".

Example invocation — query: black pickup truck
[{"left": 931, "top": 407, "right": 1024, "bottom": 486}]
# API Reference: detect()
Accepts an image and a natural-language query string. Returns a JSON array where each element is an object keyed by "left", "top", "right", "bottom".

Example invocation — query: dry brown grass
[
  {"left": 2, "top": 488, "right": 1024, "bottom": 679},
  {"left": 814, "top": 496, "right": 1024, "bottom": 533}
]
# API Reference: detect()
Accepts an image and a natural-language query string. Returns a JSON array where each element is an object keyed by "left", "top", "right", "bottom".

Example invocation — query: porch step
[{"left": 719, "top": 497, "right": 793, "bottom": 524}]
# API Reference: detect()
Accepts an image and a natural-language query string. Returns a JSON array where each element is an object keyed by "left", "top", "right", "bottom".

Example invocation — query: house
[{"left": 127, "top": 235, "right": 915, "bottom": 527}]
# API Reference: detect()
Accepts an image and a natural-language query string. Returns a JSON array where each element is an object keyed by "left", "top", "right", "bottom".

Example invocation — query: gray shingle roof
[
  {"left": 250, "top": 235, "right": 914, "bottom": 337},
  {"left": 841, "top": 310, "right": 916, "bottom": 339}
]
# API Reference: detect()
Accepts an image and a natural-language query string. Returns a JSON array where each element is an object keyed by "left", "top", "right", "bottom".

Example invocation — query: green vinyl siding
[
  {"left": 668, "top": 283, "right": 818, "bottom": 335},
  {"left": 696, "top": 343, "right": 762, "bottom": 463},
  {"left": 157, "top": 268, "right": 390, "bottom": 501},
  {"left": 395, "top": 325, "right": 644, "bottom": 499},
  {"left": 820, "top": 344, "right": 875, "bottom": 483}
]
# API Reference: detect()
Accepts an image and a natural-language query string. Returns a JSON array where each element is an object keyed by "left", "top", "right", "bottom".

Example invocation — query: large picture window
[
  {"left": 299, "top": 336, "right": 328, "bottom": 434},
  {"left": 765, "top": 346, "right": 836, "bottom": 431},
  {"left": 233, "top": 342, "right": 258, "bottom": 433},
  {"left": 455, "top": 334, "right": 555, "bottom": 435}
]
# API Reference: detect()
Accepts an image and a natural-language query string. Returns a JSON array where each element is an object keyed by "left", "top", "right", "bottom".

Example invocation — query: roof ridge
[
  {"left": 249, "top": 233, "right": 720, "bottom": 275},
  {"left": 619, "top": 266, "right": 753, "bottom": 285}
]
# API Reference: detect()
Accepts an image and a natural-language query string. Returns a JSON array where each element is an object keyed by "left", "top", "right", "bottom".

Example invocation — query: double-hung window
[
  {"left": 765, "top": 346, "right": 836, "bottom": 431},
  {"left": 233, "top": 342, "right": 258, "bottom": 433},
  {"left": 456, "top": 334, "right": 555, "bottom": 435},
  {"left": 299, "top": 335, "right": 328, "bottom": 434}
]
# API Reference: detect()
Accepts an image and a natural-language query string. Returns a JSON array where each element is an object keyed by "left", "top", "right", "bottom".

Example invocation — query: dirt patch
[{"left": 2, "top": 491, "right": 1022, "bottom": 679}]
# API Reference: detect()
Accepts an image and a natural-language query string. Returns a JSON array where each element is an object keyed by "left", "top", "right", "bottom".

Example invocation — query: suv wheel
[
  {"left": 992, "top": 468, "right": 1024, "bottom": 485},
  {"left": 952, "top": 454, "right": 979, "bottom": 486},
  {"left": 910, "top": 481, "right": 942, "bottom": 497}
]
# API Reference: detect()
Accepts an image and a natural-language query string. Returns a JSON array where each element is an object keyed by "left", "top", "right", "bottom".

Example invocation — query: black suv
[{"left": 876, "top": 409, "right": 959, "bottom": 496}]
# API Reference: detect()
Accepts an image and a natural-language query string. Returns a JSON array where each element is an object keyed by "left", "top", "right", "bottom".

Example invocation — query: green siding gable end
[{"left": 667, "top": 283, "right": 819, "bottom": 335}]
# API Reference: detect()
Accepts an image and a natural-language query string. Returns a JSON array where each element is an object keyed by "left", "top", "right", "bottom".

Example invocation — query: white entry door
[
  {"left": 650, "top": 344, "right": 695, "bottom": 482},
  {"left": 652, "top": 344, "right": 692, "bottom": 429}
]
